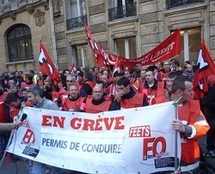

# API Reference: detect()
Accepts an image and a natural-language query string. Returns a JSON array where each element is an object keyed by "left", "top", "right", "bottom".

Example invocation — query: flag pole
[{"left": 173, "top": 96, "right": 182, "bottom": 173}]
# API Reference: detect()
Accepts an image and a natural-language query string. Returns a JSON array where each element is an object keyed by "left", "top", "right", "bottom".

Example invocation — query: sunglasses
[{"left": 67, "top": 80, "right": 73, "bottom": 82}]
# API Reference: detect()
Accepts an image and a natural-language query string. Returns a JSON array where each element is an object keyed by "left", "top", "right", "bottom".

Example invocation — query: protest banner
[
  {"left": 84, "top": 23, "right": 181, "bottom": 67},
  {"left": 7, "top": 101, "right": 180, "bottom": 174}
]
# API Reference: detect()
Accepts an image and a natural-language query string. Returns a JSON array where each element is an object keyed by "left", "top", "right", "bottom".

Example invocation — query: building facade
[
  {"left": 58, "top": 0, "right": 214, "bottom": 69},
  {"left": 0, "top": 0, "right": 53, "bottom": 74},
  {"left": 0, "top": 0, "right": 214, "bottom": 73}
]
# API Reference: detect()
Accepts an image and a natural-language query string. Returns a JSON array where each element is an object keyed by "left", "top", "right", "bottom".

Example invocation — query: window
[
  {"left": 72, "top": 44, "right": 95, "bottom": 67},
  {"left": 176, "top": 27, "right": 201, "bottom": 66},
  {"left": 7, "top": 24, "right": 33, "bottom": 62},
  {"left": 109, "top": 0, "right": 134, "bottom": 8},
  {"left": 109, "top": 0, "right": 136, "bottom": 21},
  {"left": 166, "top": 0, "right": 204, "bottom": 9},
  {"left": 67, "top": 0, "right": 86, "bottom": 18},
  {"left": 66, "top": 0, "right": 86, "bottom": 30},
  {"left": 0, "top": 0, "right": 9, "bottom": 5},
  {"left": 115, "top": 37, "right": 136, "bottom": 58}
]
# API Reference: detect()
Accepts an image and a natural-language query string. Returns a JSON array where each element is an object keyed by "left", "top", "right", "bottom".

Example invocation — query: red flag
[
  {"left": 113, "top": 57, "right": 122, "bottom": 76},
  {"left": 39, "top": 41, "right": 60, "bottom": 82},
  {"left": 84, "top": 23, "right": 106, "bottom": 67},
  {"left": 193, "top": 40, "right": 215, "bottom": 99},
  {"left": 106, "top": 30, "right": 181, "bottom": 67},
  {"left": 84, "top": 27, "right": 180, "bottom": 67}
]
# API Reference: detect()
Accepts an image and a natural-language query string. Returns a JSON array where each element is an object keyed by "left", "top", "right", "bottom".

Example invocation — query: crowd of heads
[{"left": 0, "top": 58, "right": 200, "bottom": 110}]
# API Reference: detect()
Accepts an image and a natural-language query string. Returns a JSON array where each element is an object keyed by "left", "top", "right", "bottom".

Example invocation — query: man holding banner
[
  {"left": 170, "top": 76, "right": 209, "bottom": 173},
  {"left": 26, "top": 86, "right": 63, "bottom": 174}
]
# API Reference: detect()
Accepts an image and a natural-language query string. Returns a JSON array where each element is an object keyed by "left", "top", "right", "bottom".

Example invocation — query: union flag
[
  {"left": 193, "top": 40, "right": 215, "bottom": 99},
  {"left": 39, "top": 41, "right": 60, "bottom": 82}
]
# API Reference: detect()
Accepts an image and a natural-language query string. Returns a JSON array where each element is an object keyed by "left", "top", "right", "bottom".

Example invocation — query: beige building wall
[
  {"left": 0, "top": 1, "right": 53, "bottom": 74},
  {"left": 55, "top": 0, "right": 212, "bottom": 69}
]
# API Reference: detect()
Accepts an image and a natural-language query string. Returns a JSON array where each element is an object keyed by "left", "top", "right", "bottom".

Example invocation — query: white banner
[{"left": 7, "top": 101, "right": 181, "bottom": 174}]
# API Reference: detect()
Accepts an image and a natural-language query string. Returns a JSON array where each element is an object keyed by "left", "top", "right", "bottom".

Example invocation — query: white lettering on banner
[
  {"left": 151, "top": 42, "right": 175, "bottom": 62},
  {"left": 129, "top": 125, "right": 151, "bottom": 137},
  {"left": 7, "top": 102, "right": 181, "bottom": 174}
]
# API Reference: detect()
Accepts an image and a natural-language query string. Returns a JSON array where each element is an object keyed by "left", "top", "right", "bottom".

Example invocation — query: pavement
[
  {"left": 0, "top": 154, "right": 71, "bottom": 174},
  {"left": 0, "top": 154, "right": 28, "bottom": 174}
]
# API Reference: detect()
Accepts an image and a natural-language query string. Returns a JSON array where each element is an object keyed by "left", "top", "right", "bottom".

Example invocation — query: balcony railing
[
  {"left": 166, "top": 0, "right": 204, "bottom": 9},
  {"left": 108, "top": 2, "right": 136, "bottom": 21},
  {"left": 66, "top": 15, "right": 87, "bottom": 30}
]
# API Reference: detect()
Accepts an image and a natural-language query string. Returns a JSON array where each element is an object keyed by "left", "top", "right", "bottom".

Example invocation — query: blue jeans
[{"left": 29, "top": 160, "right": 63, "bottom": 174}]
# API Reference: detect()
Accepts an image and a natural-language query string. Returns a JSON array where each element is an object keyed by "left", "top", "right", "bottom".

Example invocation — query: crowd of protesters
[{"left": 0, "top": 58, "right": 213, "bottom": 173}]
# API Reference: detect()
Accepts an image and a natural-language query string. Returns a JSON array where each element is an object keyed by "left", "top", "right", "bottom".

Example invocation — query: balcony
[
  {"left": 66, "top": 15, "right": 87, "bottom": 30},
  {"left": 166, "top": 0, "right": 204, "bottom": 9},
  {"left": 108, "top": 2, "right": 136, "bottom": 21}
]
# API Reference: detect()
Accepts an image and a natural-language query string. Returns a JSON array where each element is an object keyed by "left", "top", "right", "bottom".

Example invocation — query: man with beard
[
  {"left": 26, "top": 86, "right": 63, "bottom": 174},
  {"left": 182, "top": 63, "right": 194, "bottom": 80}
]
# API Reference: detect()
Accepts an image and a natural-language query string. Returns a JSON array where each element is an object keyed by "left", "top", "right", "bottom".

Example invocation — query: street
[{"left": 0, "top": 154, "right": 28, "bottom": 174}]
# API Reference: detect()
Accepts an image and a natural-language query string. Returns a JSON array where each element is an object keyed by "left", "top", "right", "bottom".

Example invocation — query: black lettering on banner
[
  {"left": 22, "top": 146, "right": 39, "bottom": 158},
  {"left": 42, "top": 138, "right": 68, "bottom": 149},
  {"left": 70, "top": 141, "right": 80, "bottom": 151},
  {"left": 82, "top": 143, "right": 122, "bottom": 153},
  {"left": 154, "top": 157, "right": 179, "bottom": 168}
]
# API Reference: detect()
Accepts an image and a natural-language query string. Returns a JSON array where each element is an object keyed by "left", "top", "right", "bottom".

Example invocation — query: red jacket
[
  {"left": 21, "top": 81, "right": 35, "bottom": 90},
  {"left": 121, "top": 92, "right": 147, "bottom": 109},
  {"left": 62, "top": 96, "right": 85, "bottom": 111},
  {"left": 58, "top": 87, "right": 69, "bottom": 101},
  {"left": 85, "top": 96, "right": 112, "bottom": 113},
  {"left": 178, "top": 100, "right": 209, "bottom": 165},
  {"left": 151, "top": 96, "right": 209, "bottom": 168},
  {"left": 151, "top": 93, "right": 169, "bottom": 105}
]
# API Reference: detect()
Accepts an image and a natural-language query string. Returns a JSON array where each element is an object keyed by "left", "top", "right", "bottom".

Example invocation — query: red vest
[
  {"left": 58, "top": 87, "right": 69, "bottom": 101},
  {"left": 85, "top": 81, "right": 96, "bottom": 89},
  {"left": 21, "top": 81, "right": 35, "bottom": 90},
  {"left": 85, "top": 96, "right": 111, "bottom": 113},
  {"left": 121, "top": 92, "right": 144, "bottom": 109},
  {"left": 178, "top": 100, "right": 208, "bottom": 164},
  {"left": 151, "top": 95, "right": 168, "bottom": 105},
  {"left": 75, "top": 82, "right": 83, "bottom": 93},
  {"left": 157, "top": 71, "right": 170, "bottom": 81},
  {"left": 52, "top": 90, "right": 59, "bottom": 102},
  {"left": 62, "top": 97, "right": 85, "bottom": 111},
  {"left": 156, "top": 88, "right": 167, "bottom": 97}
]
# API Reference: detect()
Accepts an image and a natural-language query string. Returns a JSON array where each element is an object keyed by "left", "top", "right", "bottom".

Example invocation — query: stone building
[
  {"left": 0, "top": 0, "right": 53, "bottom": 74},
  {"left": 0, "top": 0, "right": 214, "bottom": 73},
  {"left": 58, "top": 0, "right": 213, "bottom": 69}
]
